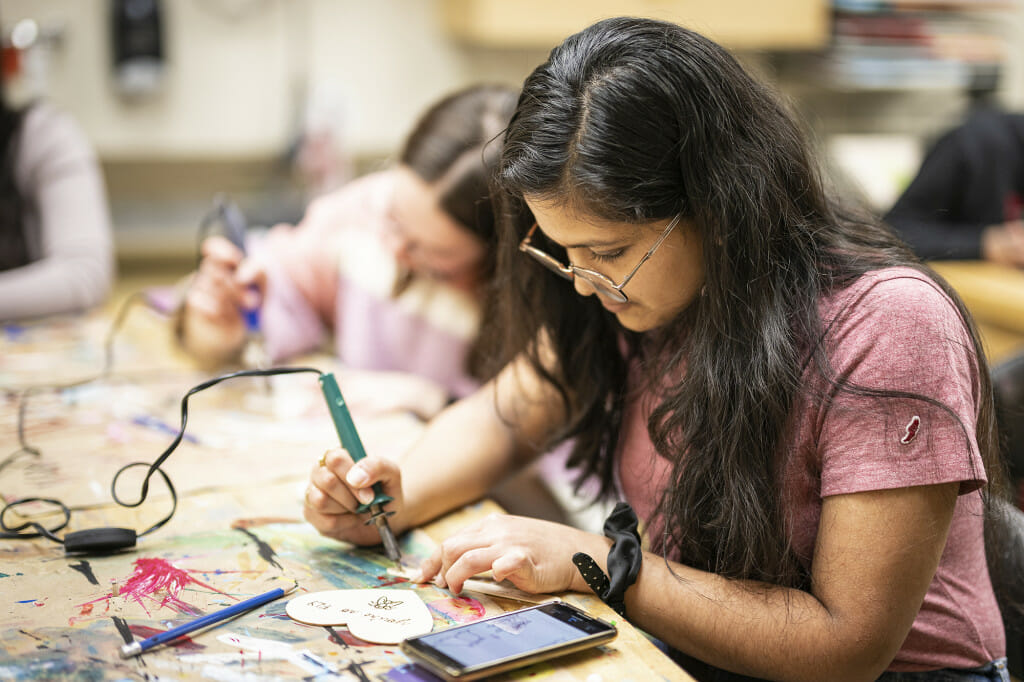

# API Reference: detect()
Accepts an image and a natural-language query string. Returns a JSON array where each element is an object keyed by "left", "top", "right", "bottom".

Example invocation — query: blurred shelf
[{"left": 790, "top": 1, "right": 1012, "bottom": 92}]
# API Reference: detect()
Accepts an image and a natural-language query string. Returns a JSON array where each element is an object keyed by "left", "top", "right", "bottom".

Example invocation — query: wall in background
[
  {"left": 0, "top": 0, "right": 546, "bottom": 160},
  {"left": 1, "top": 0, "right": 1022, "bottom": 258}
]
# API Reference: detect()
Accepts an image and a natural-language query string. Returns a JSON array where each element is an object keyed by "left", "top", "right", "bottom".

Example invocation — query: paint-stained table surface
[{"left": 0, "top": 278, "right": 691, "bottom": 681}]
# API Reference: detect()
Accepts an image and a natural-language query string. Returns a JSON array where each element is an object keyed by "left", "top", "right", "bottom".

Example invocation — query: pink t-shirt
[{"left": 617, "top": 267, "right": 1004, "bottom": 671}]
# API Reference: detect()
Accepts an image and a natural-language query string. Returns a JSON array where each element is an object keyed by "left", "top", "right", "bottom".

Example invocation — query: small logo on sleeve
[{"left": 900, "top": 415, "right": 921, "bottom": 444}]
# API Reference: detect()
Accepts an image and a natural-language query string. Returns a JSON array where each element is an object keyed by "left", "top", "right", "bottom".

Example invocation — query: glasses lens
[{"left": 576, "top": 270, "right": 626, "bottom": 303}]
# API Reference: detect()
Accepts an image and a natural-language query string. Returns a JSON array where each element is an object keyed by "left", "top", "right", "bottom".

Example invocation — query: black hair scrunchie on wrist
[{"left": 572, "top": 502, "right": 642, "bottom": 618}]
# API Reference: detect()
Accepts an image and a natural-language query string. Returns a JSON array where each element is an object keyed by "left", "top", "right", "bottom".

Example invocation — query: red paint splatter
[
  {"left": 330, "top": 629, "right": 371, "bottom": 646},
  {"left": 127, "top": 624, "right": 203, "bottom": 651},
  {"left": 427, "top": 596, "right": 486, "bottom": 623},
  {"left": 68, "top": 600, "right": 94, "bottom": 626},
  {"left": 78, "top": 557, "right": 235, "bottom": 617},
  {"left": 375, "top": 576, "right": 409, "bottom": 587}
]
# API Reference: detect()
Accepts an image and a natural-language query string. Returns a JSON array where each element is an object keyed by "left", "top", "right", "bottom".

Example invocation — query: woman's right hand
[
  {"left": 304, "top": 448, "right": 407, "bottom": 546},
  {"left": 179, "top": 236, "right": 266, "bottom": 364}
]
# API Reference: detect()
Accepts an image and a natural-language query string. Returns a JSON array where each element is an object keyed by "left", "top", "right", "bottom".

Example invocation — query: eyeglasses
[{"left": 518, "top": 213, "right": 682, "bottom": 303}]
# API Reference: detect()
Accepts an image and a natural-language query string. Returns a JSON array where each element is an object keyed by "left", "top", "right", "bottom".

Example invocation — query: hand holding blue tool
[
  {"left": 318, "top": 372, "right": 403, "bottom": 564},
  {"left": 212, "top": 194, "right": 271, "bottom": 375}
]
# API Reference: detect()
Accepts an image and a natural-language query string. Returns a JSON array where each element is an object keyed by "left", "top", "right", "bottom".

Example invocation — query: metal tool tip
[{"left": 119, "top": 641, "right": 142, "bottom": 659}]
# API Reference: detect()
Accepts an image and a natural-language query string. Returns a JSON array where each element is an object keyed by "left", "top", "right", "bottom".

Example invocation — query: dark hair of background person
[
  {"left": 399, "top": 83, "right": 519, "bottom": 381},
  {"left": 485, "top": 16, "right": 1012, "bottom": 594},
  {"left": 0, "top": 62, "right": 29, "bottom": 272}
]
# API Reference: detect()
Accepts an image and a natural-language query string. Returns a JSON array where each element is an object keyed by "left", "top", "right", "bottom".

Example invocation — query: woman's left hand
[{"left": 416, "top": 513, "right": 610, "bottom": 595}]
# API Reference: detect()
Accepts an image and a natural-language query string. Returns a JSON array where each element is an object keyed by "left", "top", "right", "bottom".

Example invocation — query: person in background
[
  {"left": 177, "top": 84, "right": 518, "bottom": 414},
  {"left": 180, "top": 83, "right": 587, "bottom": 526},
  {"left": 884, "top": 107, "right": 1024, "bottom": 268},
  {"left": 305, "top": 18, "right": 1015, "bottom": 681},
  {"left": 0, "top": 76, "right": 115, "bottom": 320}
]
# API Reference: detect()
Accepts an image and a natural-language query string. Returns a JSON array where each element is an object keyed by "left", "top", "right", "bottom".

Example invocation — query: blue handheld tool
[
  {"left": 318, "top": 372, "right": 402, "bottom": 563},
  {"left": 217, "top": 195, "right": 261, "bottom": 335},
  {"left": 118, "top": 582, "right": 297, "bottom": 658}
]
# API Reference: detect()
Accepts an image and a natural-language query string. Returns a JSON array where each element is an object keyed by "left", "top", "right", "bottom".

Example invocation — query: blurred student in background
[
  {"left": 885, "top": 107, "right": 1024, "bottom": 268},
  {"left": 177, "top": 84, "right": 518, "bottom": 417},
  {"left": 0, "top": 72, "right": 115, "bottom": 320}
]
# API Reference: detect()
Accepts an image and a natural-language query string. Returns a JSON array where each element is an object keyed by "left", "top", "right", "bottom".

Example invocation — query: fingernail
[
  {"left": 356, "top": 488, "right": 374, "bottom": 505},
  {"left": 407, "top": 570, "right": 424, "bottom": 583},
  {"left": 346, "top": 467, "right": 368, "bottom": 487}
]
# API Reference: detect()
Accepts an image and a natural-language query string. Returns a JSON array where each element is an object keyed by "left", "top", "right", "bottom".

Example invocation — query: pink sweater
[
  {"left": 617, "top": 267, "right": 1003, "bottom": 670},
  {"left": 254, "top": 171, "right": 481, "bottom": 399}
]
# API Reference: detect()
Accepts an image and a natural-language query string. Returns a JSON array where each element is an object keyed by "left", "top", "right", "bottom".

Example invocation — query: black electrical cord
[
  {"left": 0, "top": 366, "right": 324, "bottom": 551},
  {"left": 1, "top": 195, "right": 273, "bottom": 551},
  {"left": 0, "top": 497, "right": 70, "bottom": 541},
  {"left": 110, "top": 366, "right": 323, "bottom": 536}
]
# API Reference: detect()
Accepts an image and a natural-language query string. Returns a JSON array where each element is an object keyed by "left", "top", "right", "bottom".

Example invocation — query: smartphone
[{"left": 400, "top": 601, "right": 617, "bottom": 680}]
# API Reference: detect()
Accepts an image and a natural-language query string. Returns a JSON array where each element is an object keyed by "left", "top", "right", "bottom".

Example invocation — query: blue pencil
[{"left": 118, "top": 582, "right": 297, "bottom": 658}]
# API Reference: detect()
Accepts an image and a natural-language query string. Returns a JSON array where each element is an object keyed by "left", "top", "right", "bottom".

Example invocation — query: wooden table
[{"left": 0, "top": 278, "right": 690, "bottom": 681}]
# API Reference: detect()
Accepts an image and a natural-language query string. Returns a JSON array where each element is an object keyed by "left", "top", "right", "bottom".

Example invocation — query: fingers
[
  {"left": 188, "top": 237, "right": 265, "bottom": 323},
  {"left": 188, "top": 262, "right": 245, "bottom": 324},
  {"left": 423, "top": 541, "right": 505, "bottom": 595},
  {"left": 200, "top": 235, "right": 244, "bottom": 264},
  {"left": 419, "top": 516, "right": 517, "bottom": 594},
  {"left": 302, "top": 497, "right": 379, "bottom": 545},
  {"left": 308, "top": 448, "right": 361, "bottom": 513},
  {"left": 303, "top": 452, "right": 372, "bottom": 543},
  {"left": 491, "top": 550, "right": 531, "bottom": 584},
  {"left": 304, "top": 448, "right": 404, "bottom": 546},
  {"left": 416, "top": 515, "right": 587, "bottom": 596},
  {"left": 343, "top": 455, "right": 402, "bottom": 506},
  {"left": 235, "top": 260, "right": 268, "bottom": 314}
]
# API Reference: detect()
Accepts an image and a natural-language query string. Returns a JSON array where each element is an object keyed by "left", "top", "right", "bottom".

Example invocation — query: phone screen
[{"left": 401, "top": 601, "right": 616, "bottom": 679}]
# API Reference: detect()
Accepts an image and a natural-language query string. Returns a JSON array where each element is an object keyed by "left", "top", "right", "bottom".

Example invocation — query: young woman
[
  {"left": 0, "top": 84, "right": 114, "bottom": 321},
  {"left": 178, "top": 84, "right": 518, "bottom": 405},
  {"left": 304, "top": 18, "right": 1014, "bottom": 681}
]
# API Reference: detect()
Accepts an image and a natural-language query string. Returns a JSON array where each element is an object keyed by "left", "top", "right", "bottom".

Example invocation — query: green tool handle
[{"left": 318, "top": 372, "right": 394, "bottom": 513}]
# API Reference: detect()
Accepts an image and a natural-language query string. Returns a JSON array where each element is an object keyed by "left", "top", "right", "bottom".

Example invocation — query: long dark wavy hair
[{"left": 486, "top": 17, "right": 1010, "bottom": 591}]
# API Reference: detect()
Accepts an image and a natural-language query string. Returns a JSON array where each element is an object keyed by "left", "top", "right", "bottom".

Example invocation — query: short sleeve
[{"left": 816, "top": 272, "right": 984, "bottom": 497}]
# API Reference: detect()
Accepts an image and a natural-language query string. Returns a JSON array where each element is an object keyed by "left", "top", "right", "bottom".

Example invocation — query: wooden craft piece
[
  {"left": 286, "top": 589, "right": 433, "bottom": 644},
  {"left": 286, "top": 589, "right": 378, "bottom": 626}
]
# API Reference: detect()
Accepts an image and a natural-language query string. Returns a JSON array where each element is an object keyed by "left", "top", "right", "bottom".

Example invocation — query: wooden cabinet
[{"left": 442, "top": 0, "right": 830, "bottom": 50}]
